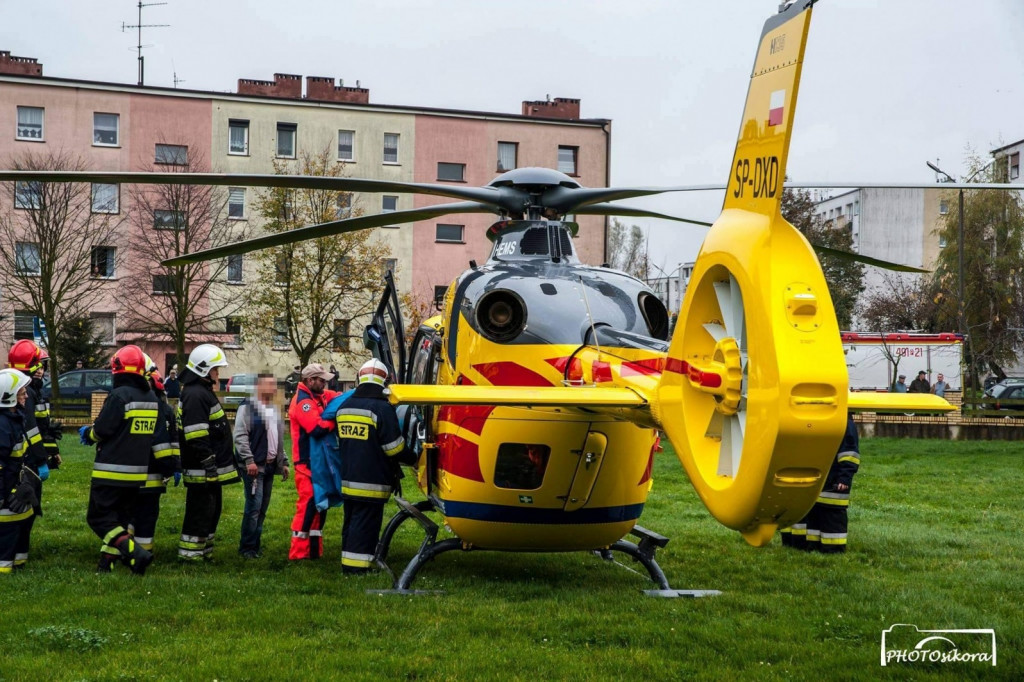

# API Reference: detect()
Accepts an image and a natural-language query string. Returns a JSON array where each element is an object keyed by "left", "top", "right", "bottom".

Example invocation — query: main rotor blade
[
  {"left": 0, "top": 170, "right": 510, "bottom": 207},
  {"left": 162, "top": 201, "right": 496, "bottom": 266},
  {"left": 542, "top": 185, "right": 726, "bottom": 213},
  {"left": 811, "top": 244, "right": 928, "bottom": 273},
  {"left": 785, "top": 181, "right": 1023, "bottom": 191},
  {"left": 574, "top": 203, "right": 713, "bottom": 227}
]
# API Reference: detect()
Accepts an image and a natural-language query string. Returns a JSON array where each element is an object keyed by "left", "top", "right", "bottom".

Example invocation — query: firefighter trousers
[
  {"left": 179, "top": 483, "right": 222, "bottom": 560},
  {"left": 129, "top": 491, "right": 163, "bottom": 551},
  {"left": 781, "top": 500, "right": 849, "bottom": 553},
  {"left": 14, "top": 478, "right": 43, "bottom": 567},
  {"left": 341, "top": 499, "right": 384, "bottom": 574},
  {"left": 0, "top": 507, "right": 33, "bottom": 573},
  {"left": 289, "top": 463, "right": 327, "bottom": 560},
  {"left": 87, "top": 483, "right": 140, "bottom": 557}
]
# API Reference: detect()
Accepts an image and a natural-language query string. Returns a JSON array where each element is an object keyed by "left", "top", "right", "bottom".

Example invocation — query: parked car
[
  {"left": 984, "top": 379, "right": 1024, "bottom": 412},
  {"left": 40, "top": 369, "right": 113, "bottom": 413},
  {"left": 222, "top": 373, "right": 258, "bottom": 404}
]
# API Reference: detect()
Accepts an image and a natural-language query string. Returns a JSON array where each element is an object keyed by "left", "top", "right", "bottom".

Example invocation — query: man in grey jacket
[{"left": 234, "top": 374, "right": 288, "bottom": 559}]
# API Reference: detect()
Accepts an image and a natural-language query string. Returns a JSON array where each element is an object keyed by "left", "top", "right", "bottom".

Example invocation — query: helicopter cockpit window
[
  {"left": 559, "top": 230, "right": 573, "bottom": 257},
  {"left": 494, "top": 443, "right": 551, "bottom": 490}
]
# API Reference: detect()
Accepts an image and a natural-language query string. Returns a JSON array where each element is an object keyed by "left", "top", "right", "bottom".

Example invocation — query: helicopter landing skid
[
  {"left": 371, "top": 499, "right": 721, "bottom": 597},
  {"left": 597, "top": 526, "right": 722, "bottom": 598}
]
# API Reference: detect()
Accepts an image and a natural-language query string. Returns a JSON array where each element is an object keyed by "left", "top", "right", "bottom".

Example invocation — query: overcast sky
[{"left": 13, "top": 0, "right": 1024, "bottom": 274}]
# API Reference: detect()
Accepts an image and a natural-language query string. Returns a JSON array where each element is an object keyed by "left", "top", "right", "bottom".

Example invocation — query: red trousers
[{"left": 289, "top": 463, "right": 327, "bottom": 560}]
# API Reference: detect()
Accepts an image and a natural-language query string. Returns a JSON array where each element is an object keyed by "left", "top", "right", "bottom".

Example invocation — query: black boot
[
  {"left": 114, "top": 534, "right": 153, "bottom": 575},
  {"left": 96, "top": 554, "right": 115, "bottom": 573}
]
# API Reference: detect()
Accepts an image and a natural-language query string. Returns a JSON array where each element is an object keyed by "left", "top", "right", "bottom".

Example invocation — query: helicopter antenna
[
  {"left": 122, "top": 1, "right": 169, "bottom": 86},
  {"left": 578, "top": 275, "right": 601, "bottom": 360}
]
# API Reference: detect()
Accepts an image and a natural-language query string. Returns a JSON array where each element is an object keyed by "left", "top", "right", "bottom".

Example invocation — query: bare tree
[
  {"left": 0, "top": 150, "right": 120, "bottom": 397},
  {"left": 246, "top": 148, "right": 393, "bottom": 367},
  {"left": 859, "top": 273, "right": 940, "bottom": 333},
  {"left": 608, "top": 218, "right": 650, "bottom": 279},
  {"left": 122, "top": 143, "right": 250, "bottom": 370}
]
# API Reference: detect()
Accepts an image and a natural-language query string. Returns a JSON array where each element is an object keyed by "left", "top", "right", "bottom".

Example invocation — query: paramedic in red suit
[{"left": 288, "top": 364, "right": 338, "bottom": 560}]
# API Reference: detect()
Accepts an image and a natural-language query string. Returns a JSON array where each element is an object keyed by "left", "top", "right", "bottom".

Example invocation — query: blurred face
[
  {"left": 305, "top": 376, "right": 326, "bottom": 394},
  {"left": 76, "top": 361, "right": 83, "bottom": 369},
  {"left": 256, "top": 376, "right": 276, "bottom": 403},
  {"left": 33, "top": 367, "right": 44, "bottom": 380},
  {"left": 208, "top": 367, "right": 220, "bottom": 383},
  {"left": 938, "top": 374, "right": 944, "bottom": 382},
  {"left": 16, "top": 387, "right": 26, "bottom": 407}
]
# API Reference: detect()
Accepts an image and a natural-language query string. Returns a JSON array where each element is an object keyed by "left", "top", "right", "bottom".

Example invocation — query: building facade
[{"left": 0, "top": 51, "right": 610, "bottom": 381}]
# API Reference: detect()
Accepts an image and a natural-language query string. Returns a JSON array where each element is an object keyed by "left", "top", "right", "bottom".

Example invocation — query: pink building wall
[{"left": 411, "top": 115, "right": 608, "bottom": 305}]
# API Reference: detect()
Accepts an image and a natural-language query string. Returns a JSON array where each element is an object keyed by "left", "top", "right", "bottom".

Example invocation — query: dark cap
[
  {"left": 917, "top": 370, "right": 926, "bottom": 376},
  {"left": 898, "top": 374, "right": 906, "bottom": 379}
]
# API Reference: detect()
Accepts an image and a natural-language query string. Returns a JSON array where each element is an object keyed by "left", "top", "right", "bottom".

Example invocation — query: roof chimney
[
  {"left": 0, "top": 51, "right": 42, "bottom": 77},
  {"left": 522, "top": 96, "right": 580, "bottom": 120}
]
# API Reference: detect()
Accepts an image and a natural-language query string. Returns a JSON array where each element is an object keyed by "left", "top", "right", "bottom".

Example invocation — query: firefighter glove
[
  {"left": 37, "top": 463, "right": 49, "bottom": 482},
  {"left": 201, "top": 455, "right": 218, "bottom": 482},
  {"left": 173, "top": 471, "right": 182, "bottom": 486},
  {"left": 50, "top": 421, "right": 63, "bottom": 441},
  {"left": 79, "top": 425, "right": 93, "bottom": 445},
  {"left": 7, "top": 472, "right": 40, "bottom": 514}
]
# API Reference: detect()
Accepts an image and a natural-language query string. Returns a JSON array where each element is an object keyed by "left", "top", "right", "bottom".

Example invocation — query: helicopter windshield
[{"left": 489, "top": 221, "right": 580, "bottom": 264}]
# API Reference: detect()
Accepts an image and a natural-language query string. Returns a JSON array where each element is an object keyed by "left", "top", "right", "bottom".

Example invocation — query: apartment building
[{"left": 0, "top": 50, "right": 610, "bottom": 379}]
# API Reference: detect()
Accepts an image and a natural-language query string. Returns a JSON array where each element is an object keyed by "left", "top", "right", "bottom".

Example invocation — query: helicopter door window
[{"left": 494, "top": 444, "right": 551, "bottom": 490}]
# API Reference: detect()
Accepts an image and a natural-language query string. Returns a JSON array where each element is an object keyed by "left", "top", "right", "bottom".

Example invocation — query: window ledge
[
  {"left": 228, "top": 151, "right": 250, "bottom": 157},
  {"left": 382, "top": 162, "right": 401, "bottom": 166},
  {"left": 226, "top": 281, "right": 245, "bottom": 286},
  {"left": 436, "top": 178, "right": 467, "bottom": 183},
  {"left": 276, "top": 155, "right": 297, "bottom": 160},
  {"left": 435, "top": 240, "right": 466, "bottom": 244},
  {"left": 15, "top": 137, "right": 45, "bottom": 143},
  {"left": 228, "top": 216, "right": 247, "bottom": 221},
  {"left": 337, "top": 159, "right": 356, "bottom": 164},
  {"left": 92, "top": 143, "right": 121, "bottom": 149},
  {"left": 90, "top": 276, "right": 119, "bottom": 281}
]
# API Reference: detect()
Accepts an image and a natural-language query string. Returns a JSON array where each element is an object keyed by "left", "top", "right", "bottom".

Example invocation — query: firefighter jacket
[
  {"left": 179, "top": 369, "right": 237, "bottom": 486},
  {"left": 335, "top": 383, "right": 406, "bottom": 503},
  {"left": 818, "top": 414, "right": 860, "bottom": 507},
  {"left": 0, "top": 408, "right": 32, "bottom": 522},
  {"left": 89, "top": 375, "right": 160, "bottom": 488},
  {"left": 142, "top": 396, "right": 180, "bottom": 493},
  {"left": 20, "top": 379, "right": 46, "bottom": 470},
  {"left": 32, "top": 376, "right": 59, "bottom": 462},
  {"left": 288, "top": 383, "right": 338, "bottom": 466}
]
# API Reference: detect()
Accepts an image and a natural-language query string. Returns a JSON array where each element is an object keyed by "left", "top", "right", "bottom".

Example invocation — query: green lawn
[{"left": 1, "top": 438, "right": 1019, "bottom": 680}]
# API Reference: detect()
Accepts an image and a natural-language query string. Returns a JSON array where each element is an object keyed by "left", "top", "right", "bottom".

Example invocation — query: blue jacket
[{"left": 310, "top": 390, "right": 353, "bottom": 511}]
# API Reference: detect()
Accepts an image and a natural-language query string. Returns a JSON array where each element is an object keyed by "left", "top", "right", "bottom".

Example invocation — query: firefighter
[
  {"left": 0, "top": 369, "right": 36, "bottom": 574},
  {"left": 127, "top": 355, "right": 180, "bottom": 553},
  {"left": 79, "top": 345, "right": 158, "bottom": 574},
  {"left": 335, "top": 359, "right": 408, "bottom": 574},
  {"left": 36, "top": 349, "right": 62, "bottom": 471},
  {"left": 781, "top": 413, "right": 860, "bottom": 553},
  {"left": 288, "top": 364, "right": 338, "bottom": 560},
  {"left": 6, "top": 339, "right": 48, "bottom": 569},
  {"left": 177, "top": 344, "right": 236, "bottom": 561}
]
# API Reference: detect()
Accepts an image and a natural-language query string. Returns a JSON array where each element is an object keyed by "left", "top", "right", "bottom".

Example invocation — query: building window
[
  {"left": 1010, "top": 152, "right": 1020, "bottom": 181},
  {"left": 939, "top": 235, "right": 947, "bottom": 248},
  {"left": 498, "top": 142, "right": 517, "bottom": 171},
  {"left": 152, "top": 274, "right": 178, "bottom": 295},
  {"left": 229, "top": 119, "right": 249, "bottom": 155},
  {"left": 939, "top": 199, "right": 949, "bottom": 215},
  {"left": 381, "top": 258, "right": 397, "bottom": 276},
  {"left": 93, "top": 113, "right": 119, "bottom": 146},
  {"left": 332, "top": 319, "right": 351, "bottom": 352},
  {"left": 225, "top": 316, "right": 243, "bottom": 345},
  {"left": 336, "top": 193, "right": 352, "bottom": 220},
  {"left": 13, "top": 311, "right": 35, "bottom": 340},
  {"left": 228, "top": 187, "right": 245, "bottom": 219},
  {"left": 383, "top": 133, "right": 399, "bottom": 164},
  {"left": 15, "top": 242, "right": 40, "bottom": 275},
  {"left": 437, "top": 162, "right": 466, "bottom": 182},
  {"left": 433, "top": 285, "right": 447, "bottom": 308},
  {"left": 275, "top": 253, "right": 290, "bottom": 283},
  {"left": 435, "top": 223, "right": 464, "bottom": 243},
  {"left": 273, "top": 317, "right": 289, "bottom": 349},
  {"left": 338, "top": 130, "right": 354, "bottom": 161},
  {"left": 277, "top": 123, "right": 297, "bottom": 158},
  {"left": 91, "top": 312, "right": 115, "bottom": 346},
  {"left": 155, "top": 144, "right": 188, "bottom": 165},
  {"left": 557, "top": 146, "right": 578, "bottom": 175},
  {"left": 227, "top": 254, "right": 243, "bottom": 283},
  {"left": 16, "top": 106, "right": 43, "bottom": 141},
  {"left": 853, "top": 200, "right": 860, "bottom": 216},
  {"left": 154, "top": 209, "right": 187, "bottom": 230},
  {"left": 91, "top": 246, "right": 116, "bottom": 278},
  {"left": 91, "top": 183, "right": 119, "bottom": 214},
  {"left": 382, "top": 195, "right": 398, "bottom": 213},
  {"left": 14, "top": 181, "right": 41, "bottom": 209}
]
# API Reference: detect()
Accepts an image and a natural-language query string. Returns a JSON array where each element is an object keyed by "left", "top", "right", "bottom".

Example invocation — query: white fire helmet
[
  {"left": 0, "top": 368, "right": 31, "bottom": 408},
  {"left": 357, "top": 359, "right": 390, "bottom": 387},
  {"left": 186, "top": 344, "right": 228, "bottom": 378}
]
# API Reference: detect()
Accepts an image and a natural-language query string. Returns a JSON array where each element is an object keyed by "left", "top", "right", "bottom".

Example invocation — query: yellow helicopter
[{"left": 2, "top": 0, "right": 960, "bottom": 595}]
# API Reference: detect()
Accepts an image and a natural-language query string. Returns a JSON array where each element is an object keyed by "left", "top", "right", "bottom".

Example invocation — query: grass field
[{"left": 1, "top": 438, "right": 1019, "bottom": 680}]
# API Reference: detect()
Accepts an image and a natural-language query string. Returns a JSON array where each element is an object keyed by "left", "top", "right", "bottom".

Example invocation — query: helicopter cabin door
[{"left": 362, "top": 270, "right": 407, "bottom": 383}]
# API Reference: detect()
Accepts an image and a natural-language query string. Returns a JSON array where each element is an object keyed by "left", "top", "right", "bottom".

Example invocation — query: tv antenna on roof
[{"left": 122, "top": 1, "right": 169, "bottom": 86}]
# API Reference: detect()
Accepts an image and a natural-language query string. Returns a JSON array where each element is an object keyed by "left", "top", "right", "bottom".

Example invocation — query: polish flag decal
[{"left": 768, "top": 89, "right": 785, "bottom": 126}]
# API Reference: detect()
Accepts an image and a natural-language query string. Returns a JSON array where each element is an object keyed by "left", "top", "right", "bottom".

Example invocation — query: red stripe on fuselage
[
  {"left": 436, "top": 433, "right": 485, "bottom": 482},
  {"left": 472, "top": 362, "right": 552, "bottom": 387},
  {"left": 621, "top": 358, "right": 665, "bottom": 376}
]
